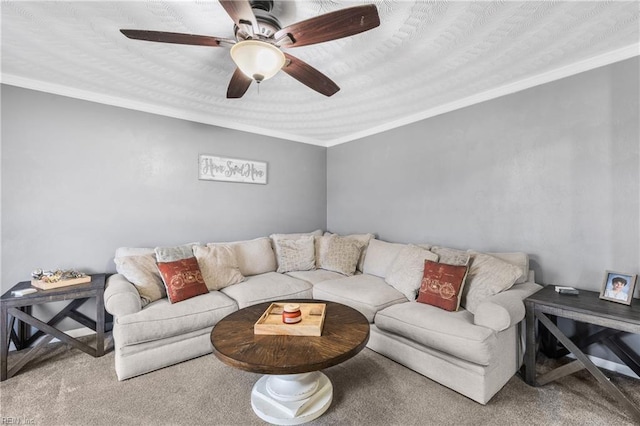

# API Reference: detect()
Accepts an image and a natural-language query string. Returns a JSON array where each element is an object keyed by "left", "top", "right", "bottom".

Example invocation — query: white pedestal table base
[{"left": 251, "top": 372, "right": 333, "bottom": 425}]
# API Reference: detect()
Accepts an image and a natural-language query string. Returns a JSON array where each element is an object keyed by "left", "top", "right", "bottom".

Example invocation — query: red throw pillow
[
  {"left": 417, "top": 260, "right": 469, "bottom": 311},
  {"left": 157, "top": 257, "right": 208, "bottom": 303}
]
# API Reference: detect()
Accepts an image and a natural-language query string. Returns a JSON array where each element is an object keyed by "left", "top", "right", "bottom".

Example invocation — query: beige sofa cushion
[
  {"left": 113, "top": 291, "right": 238, "bottom": 346},
  {"left": 385, "top": 244, "right": 440, "bottom": 301},
  {"left": 286, "top": 269, "right": 346, "bottom": 285},
  {"left": 220, "top": 272, "right": 312, "bottom": 309},
  {"left": 193, "top": 245, "right": 245, "bottom": 291},
  {"left": 375, "top": 302, "right": 497, "bottom": 366},
  {"left": 312, "top": 274, "right": 407, "bottom": 322},
  {"left": 362, "top": 239, "right": 406, "bottom": 278},
  {"left": 209, "top": 237, "right": 276, "bottom": 276},
  {"left": 462, "top": 251, "right": 522, "bottom": 314}
]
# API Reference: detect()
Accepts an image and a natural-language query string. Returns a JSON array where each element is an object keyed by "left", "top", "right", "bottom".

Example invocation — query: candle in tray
[{"left": 282, "top": 303, "right": 302, "bottom": 324}]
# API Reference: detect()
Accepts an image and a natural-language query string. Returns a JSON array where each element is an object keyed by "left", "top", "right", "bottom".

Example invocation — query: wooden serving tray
[
  {"left": 31, "top": 276, "right": 91, "bottom": 290},
  {"left": 254, "top": 302, "right": 326, "bottom": 336}
]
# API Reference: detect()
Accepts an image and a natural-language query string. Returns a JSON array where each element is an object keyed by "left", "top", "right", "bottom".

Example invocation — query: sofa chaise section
[
  {"left": 368, "top": 281, "right": 542, "bottom": 404},
  {"left": 105, "top": 274, "right": 238, "bottom": 380}
]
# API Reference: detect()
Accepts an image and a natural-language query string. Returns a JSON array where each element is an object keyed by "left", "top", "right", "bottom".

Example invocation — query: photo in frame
[{"left": 599, "top": 271, "right": 637, "bottom": 305}]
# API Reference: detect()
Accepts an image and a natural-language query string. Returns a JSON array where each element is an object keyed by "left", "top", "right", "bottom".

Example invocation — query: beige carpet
[{"left": 1, "top": 339, "right": 638, "bottom": 426}]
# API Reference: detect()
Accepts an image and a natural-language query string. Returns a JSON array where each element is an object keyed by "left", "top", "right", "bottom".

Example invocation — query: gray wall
[
  {"left": 1, "top": 85, "right": 327, "bottom": 293},
  {"left": 328, "top": 57, "right": 639, "bottom": 297}
]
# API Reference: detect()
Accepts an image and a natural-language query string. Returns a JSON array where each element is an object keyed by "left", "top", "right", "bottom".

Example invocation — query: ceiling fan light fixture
[{"left": 230, "top": 40, "right": 285, "bottom": 83}]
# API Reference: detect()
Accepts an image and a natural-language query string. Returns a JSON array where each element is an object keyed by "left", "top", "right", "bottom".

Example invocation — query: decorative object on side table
[
  {"left": 599, "top": 271, "right": 637, "bottom": 306},
  {"left": 30, "top": 269, "right": 91, "bottom": 290}
]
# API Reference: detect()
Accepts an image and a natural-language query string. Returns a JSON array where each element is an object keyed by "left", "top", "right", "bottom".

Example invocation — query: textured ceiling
[{"left": 2, "top": 1, "right": 639, "bottom": 146}]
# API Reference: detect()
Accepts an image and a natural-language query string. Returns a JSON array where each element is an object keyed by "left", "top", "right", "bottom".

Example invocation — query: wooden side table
[
  {"left": 0, "top": 273, "right": 110, "bottom": 381},
  {"left": 523, "top": 286, "right": 640, "bottom": 422}
]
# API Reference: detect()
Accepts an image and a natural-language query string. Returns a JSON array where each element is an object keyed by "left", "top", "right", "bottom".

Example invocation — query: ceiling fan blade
[
  {"left": 120, "top": 29, "right": 228, "bottom": 47},
  {"left": 281, "top": 53, "right": 339, "bottom": 97},
  {"left": 275, "top": 4, "right": 380, "bottom": 48},
  {"left": 227, "top": 68, "right": 253, "bottom": 99},
  {"left": 219, "top": 0, "right": 259, "bottom": 32}
]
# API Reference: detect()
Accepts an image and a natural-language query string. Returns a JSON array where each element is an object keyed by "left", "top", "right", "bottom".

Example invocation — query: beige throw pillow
[
  {"left": 154, "top": 243, "right": 198, "bottom": 262},
  {"left": 324, "top": 232, "right": 374, "bottom": 272},
  {"left": 114, "top": 253, "right": 166, "bottom": 306},
  {"left": 271, "top": 230, "right": 322, "bottom": 272},
  {"left": 462, "top": 251, "right": 522, "bottom": 314},
  {"left": 317, "top": 235, "right": 365, "bottom": 276},
  {"left": 274, "top": 235, "right": 316, "bottom": 273},
  {"left": 193, "top": 245, "right": 245, "bottom": 291},
  {"left": 484, "top": 251, "right": 530, "bottom": 284},
  {"left": 430, "top": 246, "right": 470, "bottom": 266},
  {"left": 386, "top": 244, "right": 440, "bottom": 301}
]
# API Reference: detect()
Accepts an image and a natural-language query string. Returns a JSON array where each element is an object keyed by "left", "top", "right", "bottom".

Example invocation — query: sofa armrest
[
  {"left": 473, "top": 281, "right": 543, "bottom": 331},
  {"left": 105, "top": 274, "right": 142, "bottom": 317}
]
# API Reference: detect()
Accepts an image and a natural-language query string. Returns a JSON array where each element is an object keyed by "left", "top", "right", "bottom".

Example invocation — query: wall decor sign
[{"left": 198, "top": 155, "right": 267, "bottom": 185}]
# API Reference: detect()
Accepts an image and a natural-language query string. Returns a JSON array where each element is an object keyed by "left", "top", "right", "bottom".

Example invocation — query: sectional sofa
[{"left": 104, "top": 230, "right": 541, "bottom": 404}]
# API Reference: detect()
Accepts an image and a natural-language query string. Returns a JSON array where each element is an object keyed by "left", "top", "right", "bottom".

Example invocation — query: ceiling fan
[{"left": 120, "top": 0, "right": 380, "bottom": 99}]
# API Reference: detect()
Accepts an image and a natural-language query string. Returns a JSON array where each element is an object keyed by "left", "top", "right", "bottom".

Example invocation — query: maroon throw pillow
[
  {"left": 157, "top": 257, "right": 208, "bottom": 303},
  {"left": 417, "top": 260, "right": 469, "bottom": 311}
]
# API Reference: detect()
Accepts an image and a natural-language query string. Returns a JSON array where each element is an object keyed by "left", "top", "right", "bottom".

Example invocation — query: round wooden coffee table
[{"left": 211, "top": 300, "right": 369, "bottom": 425}]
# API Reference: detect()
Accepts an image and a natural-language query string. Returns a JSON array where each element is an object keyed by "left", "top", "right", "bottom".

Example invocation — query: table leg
[
  {"left": 537, "top": 312, "right": 640, "bottom": 423},
  {"left": 524, "top": 300, "right": 537, "bottom": 385},
  {"left": 251, "top": 372, "right": 333, "bottom": 425},
  {"left": 1, "top": 304, "right": 8, "bottom": 381},
  {"left": 96, "top": 288, "right": 105, "bottom": 356}
]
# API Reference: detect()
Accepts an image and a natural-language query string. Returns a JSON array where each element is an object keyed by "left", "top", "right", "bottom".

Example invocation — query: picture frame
[{"left": 599, "top": 271, "right": 637, "bottom": 306}]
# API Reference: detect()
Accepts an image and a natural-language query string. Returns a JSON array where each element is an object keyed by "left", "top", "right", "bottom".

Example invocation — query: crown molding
[
  {"left": 0, "top": 74, "right": 326, "bottom": 147},
  {"left": 3, "top": 43, "right": 638, "bottom": 149},
  {"left": 326, "top": 44, "right": 640, "bottom": 147}
]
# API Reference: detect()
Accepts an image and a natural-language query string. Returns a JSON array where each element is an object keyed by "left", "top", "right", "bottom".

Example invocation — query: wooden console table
[
  {"left": 523, "top": 286, "right": 640, "bottom": 422},
  {"left": 0, "top": 273, "right": 110, "bottom": 381}
]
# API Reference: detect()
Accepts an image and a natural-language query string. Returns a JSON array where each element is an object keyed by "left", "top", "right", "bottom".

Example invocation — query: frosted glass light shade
[{"left": 230, "top": 40, "right": 286, "bottom": 82}]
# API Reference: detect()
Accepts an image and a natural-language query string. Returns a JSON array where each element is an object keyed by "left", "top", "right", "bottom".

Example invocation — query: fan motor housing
[{"left": 234, "top": 1, "right": 282, "bottom": 41}]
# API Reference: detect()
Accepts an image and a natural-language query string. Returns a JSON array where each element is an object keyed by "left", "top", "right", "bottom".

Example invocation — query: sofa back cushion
[
  {"left": 362, "top": 239, "right": 406, "bottom": 278},
  {"left": 209, "top": 237, "right": 276, "bottom": 276}
]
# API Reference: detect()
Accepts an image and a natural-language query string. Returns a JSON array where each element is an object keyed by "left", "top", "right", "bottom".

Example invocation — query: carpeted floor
[{"left": 1, "top": 338, "right": 638, "bottom": 426}]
